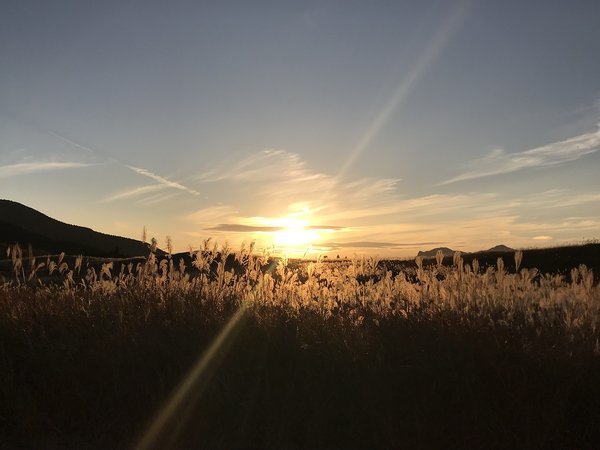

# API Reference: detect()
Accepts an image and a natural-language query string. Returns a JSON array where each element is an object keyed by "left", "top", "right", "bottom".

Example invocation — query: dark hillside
[
  {"left": 0, "top": 199, "right": 150, "bottom": 257},
  {"left": 0, "top": 220, "right": 106, "bottom": 256},
  {"left": 395, "top": 243, "right": 600, "bottom": 282},
  {"left": 476, "top": 243, "right": 600, "bottom": 279}
]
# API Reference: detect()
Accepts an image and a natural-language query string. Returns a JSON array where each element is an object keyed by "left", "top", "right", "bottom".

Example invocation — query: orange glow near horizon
[
  {"left": 273, "top": 218, "right": 318, "bottom": 248},
  {"left": 258, "top": 209, "right": 325, "bottom": 256}
]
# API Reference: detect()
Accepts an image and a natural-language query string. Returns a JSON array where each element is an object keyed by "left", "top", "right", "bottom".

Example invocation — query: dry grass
[{"left": 1, "top": 242, "right": 599, "bottom": 449}]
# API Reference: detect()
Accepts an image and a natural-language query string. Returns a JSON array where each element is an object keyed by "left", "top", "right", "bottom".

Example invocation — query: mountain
[
  {"left": 486, "top": 244, "right": 514, "bottom": 253},
  {"left": 417, "top": 247, "right": 456, "bottom": 258},
  {"left": 418, "top": 244, "right": 516, "bottom": 258},
  {"left": 0, "top": 199, "right": 151, "bottom": 257}
]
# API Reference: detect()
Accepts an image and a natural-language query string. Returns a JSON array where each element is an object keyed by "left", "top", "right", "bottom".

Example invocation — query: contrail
[
  {"left": 48, "top": 131, "right": 101, "bottom": 156},
  {"left": 48, "top": 131, "right": 201, "bottom": 198},
  {"left": 126, "top": 165, "right": 201, "bottom": 196}
]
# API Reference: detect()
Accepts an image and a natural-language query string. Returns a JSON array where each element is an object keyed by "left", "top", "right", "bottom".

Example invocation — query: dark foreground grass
[{"left": 1, "top": 289, "right": 599, "bottom": 450}]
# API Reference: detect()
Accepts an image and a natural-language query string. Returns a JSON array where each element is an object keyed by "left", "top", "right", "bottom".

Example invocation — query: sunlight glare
[{"left": 273, "top": 217, "right": 319, "bottom": 248}]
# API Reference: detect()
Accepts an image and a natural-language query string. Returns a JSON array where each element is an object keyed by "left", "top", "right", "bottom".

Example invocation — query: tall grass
[{"left": 1, "top": 242, "right": 599, "bottom": 449}]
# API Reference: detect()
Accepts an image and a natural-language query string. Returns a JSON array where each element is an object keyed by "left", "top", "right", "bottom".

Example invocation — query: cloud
[
  {"left": 188, "top": 149, "right": 407, "bottom": 249},
  {"left": 186, "top": 205, "right": 240, "bottom": 225},
  {"left": 208, "top": 224, "right": 343, "bottom": 233},
  {"left": 187, "top": 150, "right": 533, "bottom": 253},
  {"left": 196, "top": 148, "right": 400, "bottom": 216},
  {"left": 126, "top": 166, "right": 200, "bottom": 196},
  {"left": 135, "top": 191, "right": 182, "bottom": 206},
  {"left": 441, "top": 124, "right": 600, "bottom": 184},
  {"left": 524, "top": 190, "right": 600, "bottom": 209},
  {"left": 512, "top": 217, "right": 600, "bottom": 234},
  {"left": 46, "top": 131, "right": 201, "bottom": 203},
  {"left": 197, "top": 149, "right": 311, "bottom": 183},
  {"left": 103, "top": 184, "right": 168, "bottom": 202},
  {"left": 0, "top": 161, "right": 95, "bottom": 178},
  {"left": 185, "top": 148, "right": 600, "bottom": 255},
  {"left": 493, "top": 189, "right": 600, "bottom": 213},
  {"left": 317, "top": 193, "right": 501, "bottom": 223},
  {"left": 209, "top": 224, "right": 286, "bottom": 233},
  {"left": 197, "top": 150, "right": 339, "bottom": 205},
  {"left": 104, "top": 166, "right": 201, "bottom": 203},
  {"left": 533, "top": 236, "right": 553, "bottom": 241},
  {"left": 319, "top": 241, "right": 443, "bottom": 250}
]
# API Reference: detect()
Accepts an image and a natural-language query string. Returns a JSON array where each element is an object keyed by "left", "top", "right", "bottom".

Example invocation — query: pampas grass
[{"left": 1, "top": 241, "right": 599, "bottom": 449}]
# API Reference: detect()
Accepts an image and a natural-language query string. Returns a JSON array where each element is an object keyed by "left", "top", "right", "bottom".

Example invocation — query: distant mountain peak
[
  {"left": 417, "top": 247, "right": 455, "bottom": 258},
  {"left": 417, "top": 244, "right": 516, "bottom": 258},
  {"left": 487, "top": 244, "right": 514, "bottom": 252}
]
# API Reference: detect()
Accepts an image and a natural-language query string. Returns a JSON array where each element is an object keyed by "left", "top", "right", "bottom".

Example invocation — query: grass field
[{"left": 1, "top": 243, "right": 600, "bottom": 449}]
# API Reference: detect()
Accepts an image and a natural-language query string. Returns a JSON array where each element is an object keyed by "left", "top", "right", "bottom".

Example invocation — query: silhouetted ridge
[
  {"left": 417, "top": 247, "right": 455, "bottom": 258},
  {"left": 485, "top": 244, "right": 514, "bottom": 253},
  {"left": 0, "top": 199, "right": 150, "bottom": 257}
]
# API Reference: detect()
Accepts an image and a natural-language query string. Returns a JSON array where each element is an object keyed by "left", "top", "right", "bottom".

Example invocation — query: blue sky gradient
[{"left": 1, "top": 0, "right": 599, "bottom": 255}]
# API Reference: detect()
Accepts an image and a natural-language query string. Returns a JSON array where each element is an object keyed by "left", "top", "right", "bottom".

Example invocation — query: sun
[{"left": 273, "top": 217, "right": 318, "bottom": 249}]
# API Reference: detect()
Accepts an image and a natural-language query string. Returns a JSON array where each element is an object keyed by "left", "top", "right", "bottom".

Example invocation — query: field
[{"left": 1, "top": 243, "right": 600, "bottom": 449}]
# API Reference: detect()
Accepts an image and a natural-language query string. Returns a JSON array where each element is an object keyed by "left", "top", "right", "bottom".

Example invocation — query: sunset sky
[{"left": 1, "top": 1, "right": 600, "bottom": 256}]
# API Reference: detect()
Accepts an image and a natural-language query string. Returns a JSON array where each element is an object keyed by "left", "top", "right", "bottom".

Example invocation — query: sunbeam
[
  {"left": 335, "top": 0, "right": 471, "bottom": 182},
  {"left": 133, "top": 306, "right": 247, "bottom": 450}
]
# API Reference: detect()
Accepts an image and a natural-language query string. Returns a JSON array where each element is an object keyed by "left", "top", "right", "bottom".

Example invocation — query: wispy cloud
[
  {"left": 199, "top": 149, "right": 320, "bottom": 184},
  {"left": 186, "top": 205, "right": 240, "bottom": 226},
  {"left": 187, "top": 150, "right": 532, "bottom": 252},
  {"left": 316, "top": 193, "right": 501, "bottom": 223},
  {"left": 511, "top": 216, "right": 600, "bottom": 235},
  {"left": 515, "top": 189, "right": 600, "bottom": 209},
  {"left": 186, "top": 148, "right": 600, "bottom": 254},
  {"left": 442, "top": 124, "right": 600, "bottom": 184},
  {"left": 0, "top": 161, "right": 94, "bottom": 179},
  {"left": 136, "top": 191, "right": 182, "bottom": 206},
  {"left": 45, "top": 131, "right": 201, "bottom": 204},
  {"left": 126, "top": 166, "right": 200, "bottom": 196},
  {"left": 319, "top": 241, "right": 443, "bottom": 250},
  {"left": 196, "top": 148, "right": 399, "bottom": 215},
  {"left": 103, "top": 166, "right": 201, "bottom": 203},
  {"left": 208, "top": 224, "right": 343, "bottom": 233},
  {"left": 103, "top": 184, "right": 168, "bottom": 202}
]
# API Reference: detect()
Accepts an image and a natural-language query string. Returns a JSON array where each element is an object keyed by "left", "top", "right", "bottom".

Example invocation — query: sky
[{"left": 1, "top": 0, "right": 600, "bottom": 257}]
